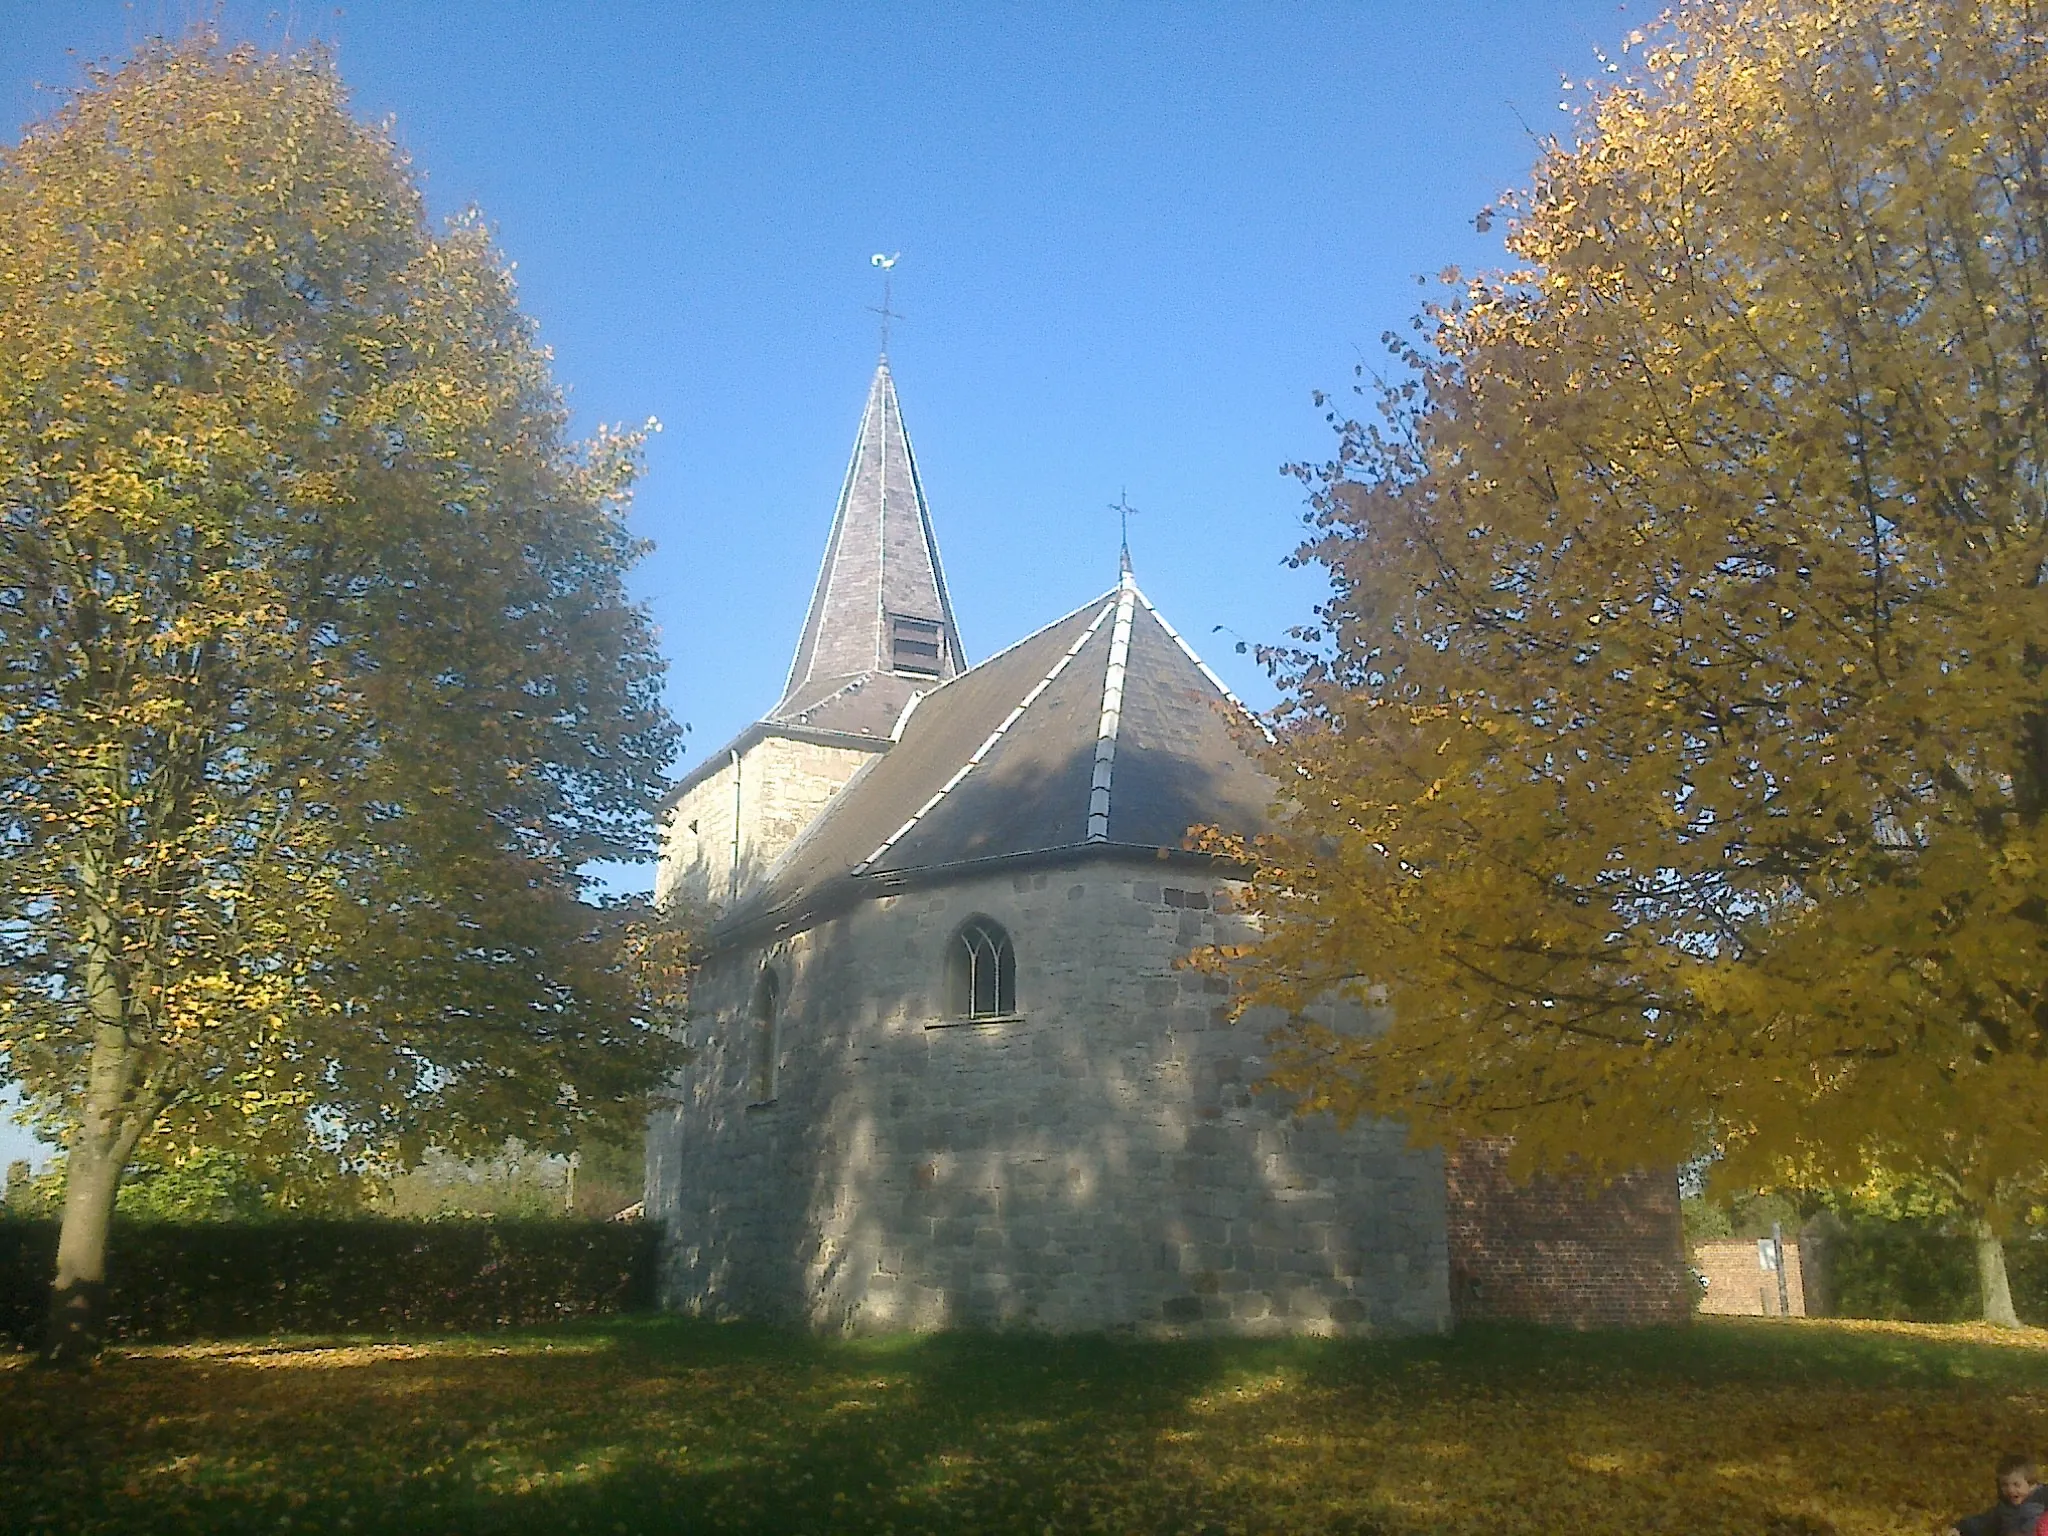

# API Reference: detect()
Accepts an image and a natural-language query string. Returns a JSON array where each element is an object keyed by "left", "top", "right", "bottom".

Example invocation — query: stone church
[{"left": 646, "top": 360, "right": 1687, "bottom": 1336}]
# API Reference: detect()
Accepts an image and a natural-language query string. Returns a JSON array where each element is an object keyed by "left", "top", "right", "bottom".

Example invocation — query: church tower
[
  {"left": 775, "top": 359, "right": 966, "bottom": 731},
  {"left": 657, "top": 361, "right": 965, "bottom": 912}
]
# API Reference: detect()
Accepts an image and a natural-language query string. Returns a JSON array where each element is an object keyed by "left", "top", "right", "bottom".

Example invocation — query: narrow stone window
[
  {"left": 889, "top": 613, "right": 944, "bottom": 677},
  {"left": 946, "top": 917, "right": 1016, "bottom": 1019},
  {"left": 747, "top": 966, "right": 780, "bottom": 1104}
]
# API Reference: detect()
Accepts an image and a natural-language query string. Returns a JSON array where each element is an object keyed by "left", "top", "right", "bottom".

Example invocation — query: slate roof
[
  {"left": 714, "top": 572, "right": 1275, "bottom": 943},
  {"left": 771, "top": 359, "right": 967, "bottom": 738}
]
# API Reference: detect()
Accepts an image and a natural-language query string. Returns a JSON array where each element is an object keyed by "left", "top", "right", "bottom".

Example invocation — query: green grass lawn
[{"left": 4, "top": 1315, "right": 2044, "bottom": 1534}]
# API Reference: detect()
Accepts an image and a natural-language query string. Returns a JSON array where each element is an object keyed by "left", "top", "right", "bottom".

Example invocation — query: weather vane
[
  {"left": 1109, "top": 487, "right": 1140, "bottom": 574},
  {"left": 870, "top": 253, "right": 901, "bottom": 356}
]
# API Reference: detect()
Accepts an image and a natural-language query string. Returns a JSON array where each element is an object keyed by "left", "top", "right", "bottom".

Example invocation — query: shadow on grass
[
  {"left": 4, "top": 1316, "right": 2045, "bottom": 1534},
  {"left": 2, "top": 1320, "right": 1343, "bottom": 1535}
]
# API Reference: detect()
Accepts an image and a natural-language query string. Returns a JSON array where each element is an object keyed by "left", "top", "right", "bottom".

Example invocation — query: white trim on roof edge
[
  {"left": 1131, "top": 585, "right": 1277, "bottom": 744},
  {"left": 778, "top": 381, "right": 872, "bottom": 704},
  {"left": 1085, "top": 571, "right": 1139, "bottom": 841},
  {"left": 851, "top": 598, "right": 1118, "bottom": 874}
]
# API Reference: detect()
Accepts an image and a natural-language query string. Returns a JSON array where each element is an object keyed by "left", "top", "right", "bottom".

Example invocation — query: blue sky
[{"left": 0, "top": 0, "right": 1637, "bottom": 1178}]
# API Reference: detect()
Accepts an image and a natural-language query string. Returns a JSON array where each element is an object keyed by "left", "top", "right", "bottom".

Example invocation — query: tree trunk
[
  {"left": 42, "top": 876, "right": 153, "bottom": 1368},
  {"left": 1975, "top": 1219, "right": 2023, "bottom": 1328},
  {"left": 42, "top": 1115, "right": 128, "bottom": 1367}
]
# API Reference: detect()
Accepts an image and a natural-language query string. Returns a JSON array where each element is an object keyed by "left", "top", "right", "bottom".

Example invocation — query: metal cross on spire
[
  {"left": 869, "top": 252, "right": 902, "bottom": 357},
  {"left": 1109, "top": 488, "right": 1140, "bottom": 575}
]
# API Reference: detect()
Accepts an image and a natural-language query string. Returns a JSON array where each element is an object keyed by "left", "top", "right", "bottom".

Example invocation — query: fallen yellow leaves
[
  {"left": 1809, "top": 1317, "right": 2048, "bottom": 1352},
  {"left": 3, "top": 1315, "right": 2044, "bottom": 1533}
]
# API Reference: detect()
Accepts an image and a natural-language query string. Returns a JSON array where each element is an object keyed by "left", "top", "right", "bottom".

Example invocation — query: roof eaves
[
  {"left": 660, "top": 719, "right": 890, "bottom": 811},
  {"left": 771, "top": 670, "right": 871, "bottom": 727},
  {"left": 708, "top": 839, "right": 1253, "bottom": 952}
]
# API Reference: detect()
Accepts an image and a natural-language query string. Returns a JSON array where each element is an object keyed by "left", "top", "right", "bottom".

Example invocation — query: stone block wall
[
  {"left": 648, "top": 859, "right": 1452, "bottom": 1337},
  {"left": 657, "top": 732, "right": 880, "bottom": 910},
  {"left": 1445, "top": 1140, "right": 1689, "bottom": 1328}
]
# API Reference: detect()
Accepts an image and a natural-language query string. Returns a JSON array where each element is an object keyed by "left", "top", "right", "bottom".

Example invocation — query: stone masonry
[
  {"left": 649, "top": 858, "right": 1452, "bottom": 1336},
  {"left": 648, "top": 361, "right": 1691, "bottom": 1338},
  {"left": 657, "top": 731, "right": 882, "bottom": 912}
]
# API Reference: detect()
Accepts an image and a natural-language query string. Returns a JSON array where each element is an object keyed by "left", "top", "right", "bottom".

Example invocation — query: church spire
[{"left": 772, "top": 360, "right": 966, "bottom": 734}]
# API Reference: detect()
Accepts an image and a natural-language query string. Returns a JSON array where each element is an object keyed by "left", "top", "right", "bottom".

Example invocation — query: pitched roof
[
  {"left": 716, "top": 573, "right": 1274, "bottom": 942},
  {"left": 771, "top": 360, "right": 967, "bottom": 737}
]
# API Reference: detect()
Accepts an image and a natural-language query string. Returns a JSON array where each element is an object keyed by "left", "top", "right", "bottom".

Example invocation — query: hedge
[
  {"left": 0, "top": 1217, "right": 659, "bottom": 1346},
  {"left": 19, "top": 1211, "right": 2039, "bottom": 1341},
  {"left": 1827, "top": 1217, "right": 2048, "bottom": 1324}
]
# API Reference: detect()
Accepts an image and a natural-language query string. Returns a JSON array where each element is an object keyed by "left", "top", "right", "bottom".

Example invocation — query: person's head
[{"left": 1997, "top": 1454, "right": 2038, "bottom": 1503}]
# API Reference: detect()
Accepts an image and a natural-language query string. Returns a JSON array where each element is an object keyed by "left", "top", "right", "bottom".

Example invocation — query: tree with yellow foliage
[
  {"left": 0, "top": 40, "right": 682, "bottom": 1362},
  {"left": 1228, "top": 0, "right": 2048, "bottom": 1319}
]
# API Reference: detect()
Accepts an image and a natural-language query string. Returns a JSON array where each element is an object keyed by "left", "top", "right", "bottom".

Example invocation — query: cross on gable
[{"left": 1109, "top": 488, "right": 1141, "bottom": 573}]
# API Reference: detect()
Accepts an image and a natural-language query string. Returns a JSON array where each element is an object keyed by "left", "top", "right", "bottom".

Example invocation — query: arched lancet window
[
  {"left": 946, "top": 917, "right": 1016, "bottom": 1019},
  {"left": 747, "top": 966, "right": 780, "bottom": 1103}
]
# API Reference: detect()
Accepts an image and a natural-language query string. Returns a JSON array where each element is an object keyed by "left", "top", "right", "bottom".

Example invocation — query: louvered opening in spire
[{"left": 772, "top": 361, "right": 967, "bottom": 736}]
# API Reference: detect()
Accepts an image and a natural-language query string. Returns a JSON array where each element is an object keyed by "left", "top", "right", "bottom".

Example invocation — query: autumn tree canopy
[
  {"left": 1232, "top": 0, "right": 2048, "bottom": 1229},
  {"left": 0, "top": 39, "right": 682, "bottom": 1360}
]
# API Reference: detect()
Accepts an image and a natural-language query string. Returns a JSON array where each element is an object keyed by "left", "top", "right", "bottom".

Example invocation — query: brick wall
[
  {"left": 1693, "top": 1236, "right": 1806, "bottom": 1316},
  {"left": 1445, "top": 1140, "right": 1690, "bottom": 1328}
]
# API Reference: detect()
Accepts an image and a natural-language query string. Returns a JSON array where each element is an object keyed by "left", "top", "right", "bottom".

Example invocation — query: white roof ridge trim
[
  {"left": 889, "top": 688, "right": 926, "bottom": 741},
  {"left": 778, "top": 363, "right": 967, "bottom": 710},
  {"left": 777, "top": 671, "right": 871, "bottom": 725},
  {"left": 934, "top": 585, "right": 1123, "bottom": 684},
  {"left": 892, "top": 375, "right": 969, "bottom": 675},
  {"left": 852, "top": 598, "right": 1119, "bottom": 874},
  {"left": 1128, "top": 583, "right": 1278, "bottom": 745},
  {"left": 778, "top": 384, "right": 872, "bottom": 703},
  {"left": 1085, "top": 572, "right": 1139, "bottom": 842}
]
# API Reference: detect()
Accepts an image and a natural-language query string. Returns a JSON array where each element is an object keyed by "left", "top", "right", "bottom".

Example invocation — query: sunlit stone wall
[
  {"left": 646, "top": 859, "right": 1452, "bottom": 1336},
  {"left": 655, "top": 732, "right": 881, "bottom": 913}
]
